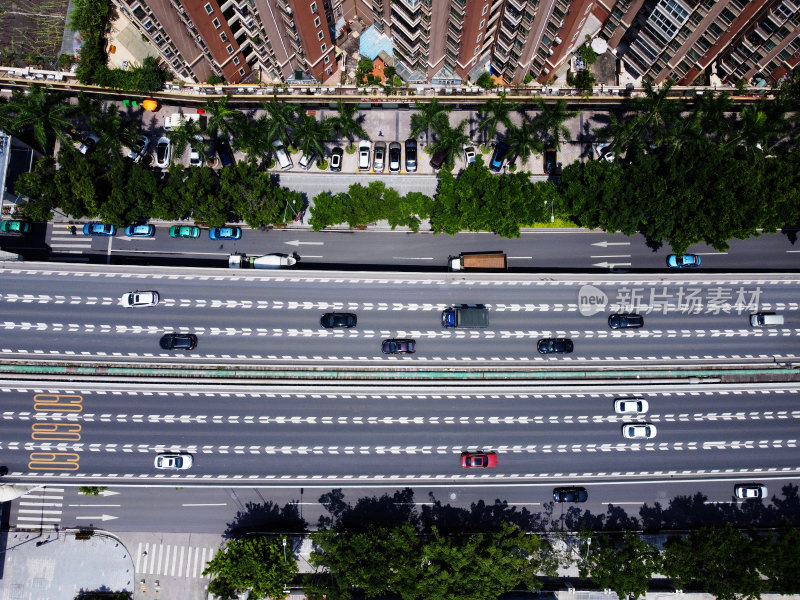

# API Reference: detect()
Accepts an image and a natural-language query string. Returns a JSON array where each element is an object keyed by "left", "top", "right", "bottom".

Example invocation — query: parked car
[
  {"left": 159, "top": 333, "right": 198, "bottom": 350},
  {"left": 209, "top": 226, "right": 242, "bottom": 240},
  {"left": 543, "top": 147, "right": 558, "bottom": 174},
  {"left": 169, "top": 225, "right": 200, "bottom": 239},
  {"left": 537, "top": 338, "right": 573, "bottom": 354},
  {"left": 123, "top": 224, "right": 155, "bottom": 237},
  {"left": 358, "top": 140, "right": 371, "bottom": 172},
  {"left": 734, "top": 484, "right": 768, "bottom": 500},
  {"left": 388, "top": 142, "right": 401, "bottom": 173},
  {"left": 0, "top": 220, "right": 30, "bottom": 235},
  {"left": 461, "top": 452, "right": 497, "bottom": 468},
  {"left": 489, "top": 141, "right": 510, "bottom": 172},
  {"left": 77, "top": 133, "right": 99, "bottom": 155},
  {"left": 330, "top": 147, "right": 343, "bottom": 172},
  {"left": 608, "top": 313, "right": 644, "bottom": 329},
  {"left": 216, "top": 138, "right": 235, "bottom": 167},
  {"left": 298, "top": 151, "right": 317, "bottom": 170},
  {"left": 404, "top": 139, "right": 417, "bottom": 172},
  {"left": 154, "top": 453, "right": 193, "bottom": 470},
  {"left": 154, "top": 136, "right": 171, "bottom": 168},
  {"left": 127, "top": 135, "right": 150, "bottom": 163},
  {"left": 382, "top": 339, "right": 416, "bottom": 354},
  {"left": 373, "top": 141, "right": 386, "bottom": 172},
  {"left": 430, "top": 149, "right": 449, "bottom": 170},
  {"left": 83, "top": 223, "right": 116, "bottom": 236},
  {"left": 121, "top": 291, "right": 159, "bottom": 307},
  {"left": 667, "top": 254, "right": 701, "bottom": 268},
  {"left": 614, "top": 398, "right": 649, "bottom": 414},
  {"left": 622, "top": 423, "right": 657, "bottom": 439},
  {"left": 553, "top": 487, "right": 588, "bottom": 503},
  {"left": 189, "top": 135, "right": 203, "bottom": 167},
  {"left": 596, "top": 143, "right": 615, "bottom": 162},
  {"left": 463, "top": 145, "right": 476, "bottom": 165},
  {"left": 320, "top": 312, "right": 357, "bottom": 328}
]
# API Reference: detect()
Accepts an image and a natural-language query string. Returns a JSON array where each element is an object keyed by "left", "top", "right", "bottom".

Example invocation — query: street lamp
[
  {"left": 544, "top": 198, "right": 555, "bottom": 223},
  {"left": 282, "top": 537, "right": 287, "bottom": 563}
]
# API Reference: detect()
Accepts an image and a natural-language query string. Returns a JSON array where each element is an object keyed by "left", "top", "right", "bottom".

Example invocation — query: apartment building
[
  {"left": 598, "top": 0, "right": 800, "bottom": 86},
  {"left": 116, "top": 0, "right": 799, "bottom": 87},
  {"left": 114, "top": 0, "right": 340, "bottom": 84}
]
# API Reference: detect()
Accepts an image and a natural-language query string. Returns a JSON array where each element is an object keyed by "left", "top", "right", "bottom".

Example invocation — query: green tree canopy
[
  {"left": 580, "top": 532, "right": 660, "bottom": 600},
  {"left": 203, "top": 536, "right": 298, "bottom": 600}
]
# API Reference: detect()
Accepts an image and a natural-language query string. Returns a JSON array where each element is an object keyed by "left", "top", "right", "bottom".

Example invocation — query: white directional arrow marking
[
  {"left": 593, "top": 261, "right": 632, "bottom": 269},
  {"left": 285, "top": 240, "right": 324, "bottom": 246},
  {"left": 76, "top": 514, "right": 118, "bottom": 521},
  {"left": 592, "top": 241, "right": 631, "bottom": 247},
  {"left": 98, "top": 490, "right": 120, "bottom": 497}
]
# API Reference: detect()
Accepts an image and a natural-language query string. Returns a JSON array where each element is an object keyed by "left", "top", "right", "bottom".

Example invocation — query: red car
[{"left": 461, "top": 452, "right": 497, "bottom": 468}]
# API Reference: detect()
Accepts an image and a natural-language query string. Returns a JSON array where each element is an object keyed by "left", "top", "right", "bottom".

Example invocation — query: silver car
[{"left": 373, "top": 141, "right": 386, "bottom": 172}]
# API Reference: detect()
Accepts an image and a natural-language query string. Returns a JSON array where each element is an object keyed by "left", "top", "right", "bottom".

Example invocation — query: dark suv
[
  {"left": 160, "top": 333, "right": 198, "bottom": 350},
  {"left": 553, "top": 487, "right": 588, "bottom": 503},
  {"left": 608, "top": 313, "right": 644, "bottom": 329},
  {"left": 404, "top": 139, "right": 417, "bottom": 172}
]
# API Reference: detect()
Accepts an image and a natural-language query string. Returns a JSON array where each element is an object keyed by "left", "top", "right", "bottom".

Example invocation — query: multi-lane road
[{"left": 0, "top": 264, "right": 797, "bottom": 368}]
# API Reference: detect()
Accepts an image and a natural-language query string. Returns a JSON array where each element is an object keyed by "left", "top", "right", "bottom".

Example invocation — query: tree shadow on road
[{"left": 224, "top": 500, "right": 307, "bottom": 538}]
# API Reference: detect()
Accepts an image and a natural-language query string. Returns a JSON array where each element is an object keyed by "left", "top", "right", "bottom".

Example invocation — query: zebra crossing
[
  {"left": 135, "top": 541, "right": 219, "bottom": 579},
  {"left": 49, "top": 228, "right": 92, "bottom": 254},
  {"left": 14, "top": 486, "right": 64, "bottom": 531}
]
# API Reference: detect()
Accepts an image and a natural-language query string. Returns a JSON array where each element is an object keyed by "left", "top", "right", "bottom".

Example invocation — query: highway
[{"left": 0, "top": 264, "right": 797, "bottom": 367}]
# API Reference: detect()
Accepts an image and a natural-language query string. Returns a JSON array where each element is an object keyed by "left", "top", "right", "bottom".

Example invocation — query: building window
[
  {"left": 233, "top": 56, "right": 240, "bottom": 65},
  {"left": 479, "top": 19, "right": 485, "bottom": 29},
  {"left": 324, "top": 55, "right": 330, "bottom": 64},
  {"left": 239, "top": 67, "right": 246, "bottom": 75},
  {"left": 204, "top": 3, "right": 213, "bottom": 14},
  {"left": 318, "top": 31, "right": 324, "bottom": 40},
  {"left": 314, "top": 16, "right": 321, "bottom": 27},
  {"left": 227, "top": 44, "right": 234, "bottom": 54},
  {"left": 321, "top": 43, "right": 327, "bottom": 52},
  {"left": 482, "top": 4, "right": 488, "bottom": 15},
  {"left": 220, "top": 32, "right": 228, "bottom": 42},
  {"left": 212, "top": 18, "right": 221, "bottom": 28},
  {"left": 311, "top": 2, "right": 318, "bottom": 13},
  {"left": 476, "top": 33, "right": 482, "bottom": 42},
  {"left": 474, "top": 45, "right": 480, "bottom": 55}
]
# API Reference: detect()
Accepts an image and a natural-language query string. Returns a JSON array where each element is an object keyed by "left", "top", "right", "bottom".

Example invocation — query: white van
[
  {"left": 749, "top": 313, "right": 784, "bottom": 327},
  {"left": 272, "top": 140, "right": 293, "bottom": 170},
  {"left": 164, "top": 112, "right": 204, "bottom": 131}
]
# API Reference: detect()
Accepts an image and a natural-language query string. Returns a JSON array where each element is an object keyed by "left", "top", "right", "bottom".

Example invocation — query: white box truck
[{"left": 228, "top": 253, "right": 297, "bottom": 269}]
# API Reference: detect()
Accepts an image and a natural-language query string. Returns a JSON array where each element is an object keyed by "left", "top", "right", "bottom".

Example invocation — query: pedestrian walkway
[
  {"left": 48, "top": 226, "right": 92, "bottom": 254},
  {"left": 13, "top": 486, "right": 64, "bottom": 531},
  {"left": 134, "top": 538, "right": 218, "bottom": 579}
]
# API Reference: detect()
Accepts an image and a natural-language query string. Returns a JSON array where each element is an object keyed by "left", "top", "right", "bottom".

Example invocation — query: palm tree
[
  {"left": 166, "top": 117, "right": 202, "bottom": 159},
  {"left": 694, "top": 90, "right": 734, "bottom": 142},
  {"left": 261, "top": 96, "right": 298, "bottom": 147},
  {"left": 410, "top": 99, "right": 451, "bottom": 143},
  {"left": 728, "top": 102, "right": 786, "bottom": 150},
  {"left": 504, "top": 119, "right": 543, "bottom": 167},
  {"left": 533, "top": 98, "right": 577, "bottom": 150},
  {"left": 660, "top": 109, "right": 704, "bottom": 161},
  {"left": 231, "top": 113, "right": 273, "bottom": 164},
  {"left": 430, "top": 118, "right": 470, "bottom": 169},
  {"left": 593, "top": 109, "right": 639, "bottom": 156},
  {"left": 203, "top": 96, "right": 244, "bottom": 140},
  {"left": 477, "top": 92, "right": 519, "bottom": 145},
  {"left": 329, "top": 100, "right": 367, "bottom": 150},
  {"left": 629, "top": 79, "right": 677, "bottom": 144},
  {"left": 87, "top": 103, "right": 140, "bottom": 158},
  {"left": 0, "top": 86, "right": 75, "bottom": 153},
  {"left": 291, "top": 113, "right": 333, "bottom": 160}
]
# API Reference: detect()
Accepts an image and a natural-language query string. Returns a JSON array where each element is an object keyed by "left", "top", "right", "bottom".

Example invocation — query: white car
[
  {"left": 127, "top": 135, "right": 150, "bottom": 163},
  {"left": 463, "top": 145, "right": 476, "bottom": 164},
  {"left": 734, "top": 484, "right": 768, "bottom": 500},
  {"left": 614, "top": 398, "right": 649, "bottom": 414},
  {"left": 121, "top": 291, "right": 159, "bottom": 307},
  {"left": 358, "top": 140, "right": 371, "bottom": 172},
  {"left": 154, "top": 453, "right": 193, "bottom": 470},
  {"left": 596, "top": 143, "right": 615, "bottom": 162},
  {"left": 622, "top": 423, "right": 657, "bottom": 439},
  {"left": 298, "top": 151, "right": 317, "bottom": 170},
  {"left": 155, "top": 136, "right": 171, "bottom": 168},
  {"left": 189, "top": 135, "right": 203, "bottom": 167},
  {"left": 77, "top": 133, "right": 100, "bottom": 155}
]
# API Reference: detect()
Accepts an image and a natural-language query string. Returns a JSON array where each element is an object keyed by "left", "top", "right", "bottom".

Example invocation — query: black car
[
  {"left": 216, "top": 138, "right": 235, "bottom": 167},
  {"left": 608, "top": 313, "right": 644, "bottom": 329},
  {"left": 320, "top": 312, "right": 357, "bottom": 328},
  {"left": 537, "top": 338, "right": 574, "bottom": 354},
  {"left": 489, "top": 141, "right": 510, "bottom": 173},
  {"left": 159, "top": 333, "right": 198, "bottom": 350},
  {"left": 553, "top": 487, "right": 588, "bottom": 503},
  {"left": 388, "top": 142, "right": 402, "bottom": 173},
  {"left": 330, "top": 147, "right": 343, "bottom": 172},
  {"left": 404, "top": 139, "right": 417, "bottom": 172},
  {"left": 543, "top": 148, "right": 558, "bottom": 174}
]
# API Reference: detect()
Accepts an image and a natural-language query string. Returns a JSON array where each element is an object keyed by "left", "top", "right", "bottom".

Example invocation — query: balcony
[
  {"left": 392, "top": 14, "right": 420, "bottom": 40},
  {"left": 500, "top": 19, "right": 518, "bottom": 38},
  {"left": 393, "top": 2, "right": 422, "bottom": 26},
  {"left": 507, "top": 0, "right": 525, "bottom": 11}
]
